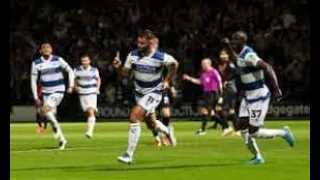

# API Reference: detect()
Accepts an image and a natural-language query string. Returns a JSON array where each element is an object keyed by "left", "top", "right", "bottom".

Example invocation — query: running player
[
  {"left": 74, "top": 54, "right": 101, "bottom": 138},
  {"left": 213, "top": 49, "right": 240, "bottom": 134},
  {"left": 30, "top": 42, "right": 74, "bottom": 150},
  {"left": 183, "top": 58, "right": 233, "bottom": 136},
  {"left": 113, "top": 30, "right": 178, "bottom": 164},
  {"left": 222, "top": 31, "right": 295, "bottom": 164}
]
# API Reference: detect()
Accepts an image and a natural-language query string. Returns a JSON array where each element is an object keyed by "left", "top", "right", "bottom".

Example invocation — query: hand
[
  {"left": 182, "top": 74, "right": 190, "bottom": 81},
  {"left": 163, "top": 80, "right": 169, "bottom": 89},
  {"left": 96, "top": 89, "right": 100, "bottom": 95},
  {"left": 273, "top": 88, "right": 282, "bottom": 102},
  {"left": 113, "top": 57, "right": 122, "bottom": 69},
  {"left": 75, "top": 86, "right": 82, "bottom": 92},
  {"left": 221, "top": 37, "right": 230, "bottom": 44},
  {"left": 35, "top": 98, "right": 42, "bottom": 107},
  {"left": 67, "top": 87, "right": 73, "bottom": 94}
]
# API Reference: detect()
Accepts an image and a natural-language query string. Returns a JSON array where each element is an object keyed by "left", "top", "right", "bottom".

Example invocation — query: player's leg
[
  {"left": 35, "top": 106, "right": 43, "bottom": 132},
  {"left": 228, "top": 96, "right": 240, "bottom": 135},
  {"left": 237, "top": 99, "right": 264, "bottom": 164},
  {"left": 145, "top": 114, "right": 161, "bottom": 147},
  {"left": 42, "top": 93, "right": 67, "bottom": 149},
  {"left": 143, "top": 94, "right": 176, "bottom": 146},
  {"left": 80, "top": 94, "right": 98, "bottom": 138},
  {"left": 214, "top": 106, "right": 232, "bottom": 136},
  {"left": 117, "top": 105, "right": 145, "bottom": 164},
  {"left": 248, "top": 98, "right": 295, "bottom": 147},
  {"left": 160, "top": 107, "right": 172, "bottom": 146},
  {"left": 196, "top": 106, "right": 209, "bottom": 135}
]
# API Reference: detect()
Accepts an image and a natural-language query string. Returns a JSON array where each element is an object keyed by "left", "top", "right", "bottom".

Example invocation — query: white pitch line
[{"left": 10, "top": 146, "right": 108, "bottom": 154}]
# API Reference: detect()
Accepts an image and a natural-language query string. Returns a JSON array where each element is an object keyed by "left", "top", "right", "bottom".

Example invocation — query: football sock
[
  {"left": 162, "top": 117, "right": 170, "bottom": 127},
  {"left": 45, "top": 111, "right": 66, "bottom": 142},
  {"left": 201, "top": 115, "right": 209, "bottom": 131},
  {"left": 126, "top": 123, "right": 141, "bottom": 157},
  {"left": 216, "top": 113, "right": 229, "bottom": 130},
  {"left": 252, "top": 129, "right": 286, "bottom": 139},
  {"left": 36, "top": 114, "right": 42, "bottom": 128},
  {"left": 87, "top": 116, "right": 96, "bottom": 134},
  {"left": 155, "top": 120, "right": 170, "bottom": 135}
]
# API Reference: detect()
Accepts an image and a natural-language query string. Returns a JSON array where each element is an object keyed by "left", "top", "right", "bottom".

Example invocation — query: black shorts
[
  {"left": 199, "top": 91, "right": 218, "bottom": 110},
  {"left": 222, "top": 91, "right": 237, "bottom": 110}
]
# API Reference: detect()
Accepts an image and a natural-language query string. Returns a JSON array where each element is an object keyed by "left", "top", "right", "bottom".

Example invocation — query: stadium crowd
[{"left": 10, "top": 0, "right": 309, "bottom": 107}]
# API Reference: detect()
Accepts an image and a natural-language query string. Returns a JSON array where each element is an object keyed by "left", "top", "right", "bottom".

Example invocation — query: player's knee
[
  {"left": 87, "top": 108, "right": 95, "bottom": 117},
  {"left": 130, "top": 105, "right": 146, "bottom": 123}
]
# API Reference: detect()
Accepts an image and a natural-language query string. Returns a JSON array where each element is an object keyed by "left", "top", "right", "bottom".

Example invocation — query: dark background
[{"left": 10, "top": 0, "right": 310, "bottom": 119}]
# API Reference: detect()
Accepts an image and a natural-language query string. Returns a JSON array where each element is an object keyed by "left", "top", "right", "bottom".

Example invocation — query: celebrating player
[
  {"left": 30, "top": 42, "right": 74, "bottom": 150},
  {"left": 113, "top": 30, "right": 179, "bottom": 164},
  {"left": 74, "top": 54, "right": 101, "bottom": 138},
  {"left": 183, "top": 58, "right": 233, "bottom": 136},
  {"left": 222, "top": 31, "right": 295, "bottom": 164}
]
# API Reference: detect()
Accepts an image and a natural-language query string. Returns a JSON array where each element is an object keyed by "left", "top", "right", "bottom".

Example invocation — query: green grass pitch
[{"left": 10, "top": 120, "right": 310, "bottom": 180}]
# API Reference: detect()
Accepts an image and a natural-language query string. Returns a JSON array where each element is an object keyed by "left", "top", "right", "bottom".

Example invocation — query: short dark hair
[
  {"left": 138, "top": 29, "right": 155, "bottom": 40},
  {"left": 80, "top": 54, "right": 90, "bottom": 59}
]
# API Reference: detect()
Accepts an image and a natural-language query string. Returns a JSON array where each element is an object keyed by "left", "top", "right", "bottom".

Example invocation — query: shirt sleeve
[
  {"left": 30, "top": 62, "right": 38, "bottom": 100},
  {"left": 95, "top": 68, "right": 100, "bottom": 78},
  {"left": 162, "top": 53, "right": 176, "bottom": 67},
  {"left": 243, "top": 52, "right": 262, "bottom": 67}
]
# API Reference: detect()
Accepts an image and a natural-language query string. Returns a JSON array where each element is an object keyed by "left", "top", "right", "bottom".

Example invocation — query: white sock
[
  {"left": 241, "top": 129, "right": 259, "bottom": 157},
  {"left": 45, "top": 111, "right": 66, "bottom": 142},
  {"left": 155, "top": 120, "right": 169, "bottom": 135},
  {"left": 87, "top": 116, "right": 96, "bottom": 133},
  {"left": 248, "top": 136, "right": 262, "bottom": 159},
  {"left": 252, "top": 128, "right": 286, "bottom": 139},
  {"left": 126, "top": 123, "right": 141, "bottom": 157}
]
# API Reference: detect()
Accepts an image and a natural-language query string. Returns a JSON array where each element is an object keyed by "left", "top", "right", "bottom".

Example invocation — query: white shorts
[
  {"left": 135, "top": 92, "right": 162, "bottom": 115},
  {"left": 43, "top": 93, "right": 64, "bottom": 114},
  {"left": 238, "top": 96, "right": 271, "bottom": 127},
  {"left": 79, "top": 94, "right": 97, "bottom": 112}
]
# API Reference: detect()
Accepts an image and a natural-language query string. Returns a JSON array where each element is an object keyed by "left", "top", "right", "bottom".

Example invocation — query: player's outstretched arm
[
  {"left": 113, "top": 56, "right": 131, "bottom": 77},
  {"left": 182, "top": 74, "right": 201, "bottom": 85}
]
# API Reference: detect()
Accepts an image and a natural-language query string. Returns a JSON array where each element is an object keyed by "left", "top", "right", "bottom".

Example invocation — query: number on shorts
[
  {"left": 250, "top": 109, "right": 262, "bottom": 121},
  {"left": 146, "top": 96, "right": 155, "bottom": 105}
]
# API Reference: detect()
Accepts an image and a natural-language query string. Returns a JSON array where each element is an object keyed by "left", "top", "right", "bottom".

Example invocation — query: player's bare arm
[
  {"left": 182, "top": 74, "right": 201, "bottom": 85},
  {"left": 256, "top": 61, "right": 282, "bottom": 101},
  {"left": 30, "top": 63, "right": 41, "bottom": 106},
  {"left": 61, "top": 59, "right": 75, "bottom": 93},
  {"left": 163, "top": 59, "right": 179, "bottom": 88},
  {"left": 113, "top": 57, "right": 131, "bottom": 77},
  {"left": 96, "top": 75, "right": 101, "bottom": 94}
]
